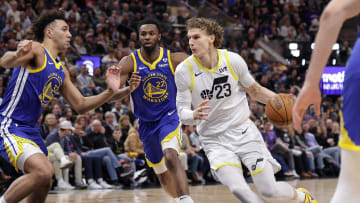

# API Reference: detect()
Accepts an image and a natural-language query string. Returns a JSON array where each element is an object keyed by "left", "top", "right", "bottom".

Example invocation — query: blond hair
[{"left": 187, "top": 17, "right": 224, "bottom": 48}]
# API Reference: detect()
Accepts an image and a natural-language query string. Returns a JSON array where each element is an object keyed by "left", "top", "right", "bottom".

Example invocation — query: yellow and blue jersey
[
  {"left": 0, "top": 46, "right": 65, "bottom": 127},
  {"left": 340, "top": 33, "right": 360, "bottom": 151},
  {"left": 130, "top": 47, "right": 178, "bottom": 122},
  {"left": 130, "top": 47, "right": 181, "bottom": 167},
  {"left": 0, "top": 46, "right": 64, "bottom": 170}
]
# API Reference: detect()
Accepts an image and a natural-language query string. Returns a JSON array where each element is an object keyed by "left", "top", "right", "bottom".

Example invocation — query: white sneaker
[
  {"left": 60, "top": 157, "right": 73, "bottom": 169},
  {"left": 292, "top": 170, "right": 300, "bottom": 179},
  {"left": 88, "top": 181, "right": 102, "bottom": 190},
  {"left": 98, "top": 180, "right": 113, "bottom": 189},
  {"left": 57, "top": 179, "right": 75, "bottom": 190}
]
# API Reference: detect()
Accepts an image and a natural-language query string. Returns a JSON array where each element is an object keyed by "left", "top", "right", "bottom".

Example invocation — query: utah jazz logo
[
  {"left": 200, "top": 76, "right": 231, "bottom": 100},
  {"left": 142, "top": 73, "right": 168, "bottom": 103},
  {"left": 39, "top": 73, "right": 63, "bottom": 106}
]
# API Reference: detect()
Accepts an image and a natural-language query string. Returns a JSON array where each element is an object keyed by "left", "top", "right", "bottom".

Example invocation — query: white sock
[
  {"left": 88, "top": 179, "right": 95, "bottom": 184},
  {"left": 178, "top": 195, "right": 194, "bottom": 203},
  {"left": 0, "top": 196, "right": 7, "bottom": 203},
  {"left": 97, "top": 178, "right": 103, "bottom": 183}
]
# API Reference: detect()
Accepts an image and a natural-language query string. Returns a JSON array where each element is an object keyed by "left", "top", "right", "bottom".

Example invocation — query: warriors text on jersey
[
  {"left": 0, "top": 46, "right": 65, "bottom": 127},
  {"left": 130, "top": 47, "right": 178, "bottom": 122},
  {"left": 0, "top": 46, "right": 65, "bottom": 170}
]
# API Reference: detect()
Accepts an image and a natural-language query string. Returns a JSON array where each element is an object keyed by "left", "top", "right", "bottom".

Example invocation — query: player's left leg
[
  {"left": 157, "top": 169, "right": 178, "bottom": 198},
  {"left": 252, "top": 161, "right": 317, "bottom": 203},
  {"left": 163, "top": 147, "right": 189, "bottom": 195}
]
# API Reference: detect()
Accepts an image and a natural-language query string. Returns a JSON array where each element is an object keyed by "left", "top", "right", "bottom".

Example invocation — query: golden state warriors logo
[
  {"left": 38, "top": 73, "right": 63, "bottom": 106},
  {"left": 142, "top": 73, "right": 168, "bottom": 103}
]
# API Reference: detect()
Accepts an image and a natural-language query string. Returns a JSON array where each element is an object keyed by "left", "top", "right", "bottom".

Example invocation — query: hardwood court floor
[{"left": 34, "top": 178, "right": 337, "bottom": 203}]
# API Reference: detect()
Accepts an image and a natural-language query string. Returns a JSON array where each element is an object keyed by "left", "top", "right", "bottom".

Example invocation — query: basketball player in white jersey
[{"left": 175, "top": 17, "right": 317, "bottom": 203}]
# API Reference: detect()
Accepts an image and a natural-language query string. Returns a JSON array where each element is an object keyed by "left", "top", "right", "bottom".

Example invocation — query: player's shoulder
[
  {"left": 175, "top": 55, "right": 193, "bottom": 73},
  {"left": 169, "top": 51, "right": 189, "bottom": 67},
  {"left": 30, "top": 41, "right": 44, "bottom": 55},
  {"left": 220, "top": 49, "right": 242, "bottom": 59}
]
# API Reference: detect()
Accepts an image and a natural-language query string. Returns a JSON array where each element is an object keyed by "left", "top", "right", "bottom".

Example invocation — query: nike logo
[
  {"left": 168, "top": 110, "right": 176, "bottom": 116},
  {"left": 139, "top": 66, "right": 147, "bottom": 70},
  {"left": 48, "top": 62, "right": 54, "bottom": 65},
  {"left": 241, "top": 127, "right": 248, "bottom": 134},
  {"left": 251, "top": 158, "right": 264, "bottom": 171},
  {"left": 194, "top": 72, "right": 203, "bottom": 77}
]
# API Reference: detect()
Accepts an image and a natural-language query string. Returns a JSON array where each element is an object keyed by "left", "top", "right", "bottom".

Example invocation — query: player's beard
[{"left": 142, "top": 42, "right": 158, "bottom": 56}]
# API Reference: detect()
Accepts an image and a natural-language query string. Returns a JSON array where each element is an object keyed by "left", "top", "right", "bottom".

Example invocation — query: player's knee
[
  {"left": 33, "top": 165, "right": 54, "bottom": 186},
  {"left": 229, "top": 185, "right": 258, "bottom": 203},
  {"left": 164, "top": 150, "right": 179, "bottom": 170}
]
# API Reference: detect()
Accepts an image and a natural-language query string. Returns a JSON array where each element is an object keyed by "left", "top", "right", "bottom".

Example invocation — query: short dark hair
[
  {"left": 31, "top": 10, "right": 66, "bottom": 42},
  {"left": 137, "top": 18, "right": 161, "bottom": 33}
]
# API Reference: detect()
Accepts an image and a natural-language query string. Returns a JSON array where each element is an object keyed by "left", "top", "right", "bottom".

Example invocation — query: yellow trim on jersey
[
  {"left": 192, "top": 49, "right": 221, "bottom": 73},
  {"left": 131, "top": 53, "right": 137, "bottom": 72},
  {"left": 42, "top": 46, "right": 62, "bottom": 70},
  {"left": 137, "top": 47, "right": 164, "bottom": 70},
  {"left": 29, "top": 53, "right": 47, "bottom": 73},
  {"left": 146, "top": 156, "right": 165, "bottom": 167},
  {"left": 214, "top": 163, "right": 242, "bottom": 171},
  {"left": 251, "top": 168, "right": 264, "bottom": 176},
  {"left": 161, "top": 123, "right": 181, "bottom": 150},
  {"left": 338, "top": 111, "right": 360, "bottom": 151},
  {"left": 185, "top": 60, "right": 194, "bottom": 92},
  {"left": 224, "top": 50, "right": 239, "bottom": 81},
  {"left": 168, "top": 50, "right": 175, "bottom": 75},
  {"left": 4, "top": 134, "right": 41, "bottom": 172}
]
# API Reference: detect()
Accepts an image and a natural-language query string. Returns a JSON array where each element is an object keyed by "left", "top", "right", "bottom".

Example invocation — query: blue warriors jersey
[
  {"left": 0, "top": 46, "right": 65, "bottom": 127},
  {"left": 340, "top": 33, "right": 360, "bottom": 150},
  {"left": 130, "top": 47, "right": 178, "bottom": 122}
]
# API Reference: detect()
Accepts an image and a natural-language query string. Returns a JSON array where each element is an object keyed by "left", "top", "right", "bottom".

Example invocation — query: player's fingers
[
  {"left": 314, "top": 102, "right": 321, "bottom": 116},
  {"left": 27, "top": 40, "right": 32, "bottom": 49},
  {"left": 198, "top": 106, "right": 211, "bottom": 112},
  {"left": 198, "top": 98, "right": 210, "bottom": 107},
  {"left": 197, "top": 113, "right": 208, "bottom": 120},
  {"left": 293, "top": 107, "right": 305, "bottom": 132}
]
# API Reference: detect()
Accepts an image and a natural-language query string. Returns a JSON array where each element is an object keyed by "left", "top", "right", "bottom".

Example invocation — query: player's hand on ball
[{"left": 193, "top": 97, "right": 211, "bottom": 120}]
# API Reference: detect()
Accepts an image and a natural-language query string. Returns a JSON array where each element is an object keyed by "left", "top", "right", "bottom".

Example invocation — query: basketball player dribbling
[
  {"left": 175, "top": 17, "right": 317, "bottom": 203},
  {"left": 293, "top": 0, "right": 360, "bottom": 202}
]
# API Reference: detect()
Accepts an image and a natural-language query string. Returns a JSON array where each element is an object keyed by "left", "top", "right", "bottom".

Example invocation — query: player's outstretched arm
[
  {"left": 292, "top": 0, "right": 360, "bottom": 131},
  {"left": 110, "top": 72, "right": 141, "bottom": 102},
  {"left": 0, "top": 40, "right": 43, "bottom": 69},
  {"left": 245, "top": 82, "right": 276, "bottom": 104},
  {"left": 107, "top": 55, "right": 135, "bottom": 102},
  {"left": 60, "top": 66, "right": 119, "bottom": 114}
]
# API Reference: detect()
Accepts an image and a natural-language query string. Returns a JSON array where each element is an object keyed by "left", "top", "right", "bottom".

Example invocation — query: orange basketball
[{"left": 265, "top": 94, "right": 295, "bottom": 127}]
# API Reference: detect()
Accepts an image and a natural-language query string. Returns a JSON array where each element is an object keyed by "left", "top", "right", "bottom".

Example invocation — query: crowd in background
[{"left": 0, "top": 0, "right": 346, "bottom": 191}]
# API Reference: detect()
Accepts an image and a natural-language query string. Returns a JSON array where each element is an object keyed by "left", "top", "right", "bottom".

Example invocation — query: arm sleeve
[
  {"left": 228, "top": 51, "right": 256, "bottom": 88},
  {"left": 175, "top": 63, "right": 198, "bottom": 125}
]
